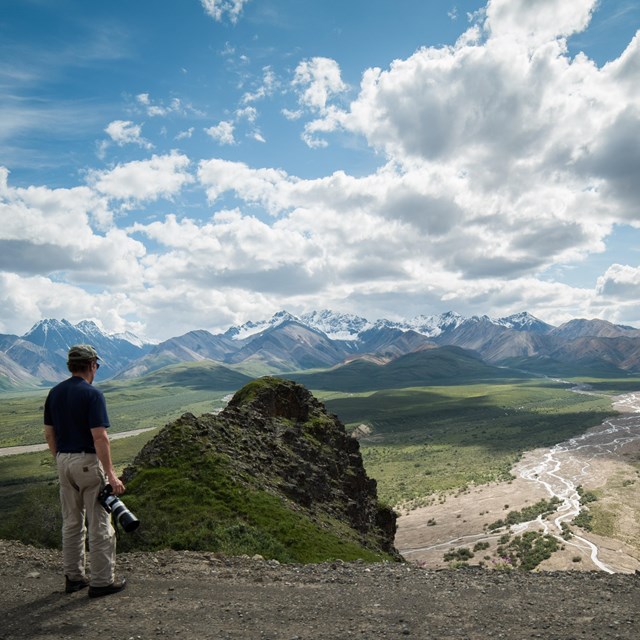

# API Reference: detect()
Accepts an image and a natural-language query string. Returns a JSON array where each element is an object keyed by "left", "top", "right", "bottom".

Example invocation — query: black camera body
[{"left": 98, "top": 484, "right": 140, "bottom": 533}]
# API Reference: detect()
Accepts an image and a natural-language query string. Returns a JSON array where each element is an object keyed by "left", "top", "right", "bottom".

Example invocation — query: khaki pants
[{"left": 56, "top": 453, "right": 116, "bottom": 587}]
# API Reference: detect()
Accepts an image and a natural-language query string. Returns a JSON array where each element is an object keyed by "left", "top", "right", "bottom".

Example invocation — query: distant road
[{"left": 0, "top": 427, "right": 158, "bottom": 457}]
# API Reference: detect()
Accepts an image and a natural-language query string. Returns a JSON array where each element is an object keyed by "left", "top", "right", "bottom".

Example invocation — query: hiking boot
[
  {"left": 65, "top": 575, "right": 90, "bottom": 593},
  {"left": 88, "top": 578, "right": 127, "bottom": 598}
]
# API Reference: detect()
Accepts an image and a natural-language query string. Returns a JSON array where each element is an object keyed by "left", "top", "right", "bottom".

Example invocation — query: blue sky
[{"left": 1, "top": 0, "right": 639, "bottom": 340}]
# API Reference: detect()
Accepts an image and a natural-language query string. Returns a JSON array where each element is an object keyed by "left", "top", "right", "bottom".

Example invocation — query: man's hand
[{"left": 108, "top": 473, "right": 126, "bottom": 495}]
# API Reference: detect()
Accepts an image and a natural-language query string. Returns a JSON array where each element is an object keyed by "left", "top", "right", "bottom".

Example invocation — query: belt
[{"left": 58, "top": 450, "right": 96, "bottom": 454}]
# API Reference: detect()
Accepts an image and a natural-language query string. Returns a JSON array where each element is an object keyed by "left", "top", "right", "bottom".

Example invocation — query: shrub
[
  {"left": 487, "top": 497, "right": 561, "bottom": 531},
  {"left": 443, "top": 547, "right": 474, "bottom": 562},
  {"left": 577, "top": 486, "right": 598, "bottom": 504},
  {"left": 498, "top": 531, "right": 559, "bottom": 571},
  {"left": 573, "top": 511, "right": 593, "bottom": 531}
]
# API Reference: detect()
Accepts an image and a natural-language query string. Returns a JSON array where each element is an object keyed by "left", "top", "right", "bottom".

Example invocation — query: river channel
[
  {"left": 397, "top": 390, "right": 640, "bottom": 573},
  {"left": 514, "top": 391, "right": 640, "bottom": 573}
]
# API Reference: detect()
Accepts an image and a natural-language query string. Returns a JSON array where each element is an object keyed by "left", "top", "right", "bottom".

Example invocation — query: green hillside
[
  {"left": 104, "top": 360, "right": 253, "bottom": 391},
  {"left": 500, "top": 355, "right": 631, "bottom": 379},
  {"left": 322, "top": 379, "right": 618, "bottom": 505},
  {"left": 292, "top": 346, "right": 531, "bottom": 392}
]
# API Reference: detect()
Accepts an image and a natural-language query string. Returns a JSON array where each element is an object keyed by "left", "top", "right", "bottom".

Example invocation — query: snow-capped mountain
[
  {"left": 394, "top": 311, "right": 466, "bottom": 338},
  {"left": 298, "top": 310, "right": 467, "bottom": 341},
  {"left": 3, "top": 309, "right": 640, "bottom": 389},
  {"left": 300, "top": 310, "right": 539, "bottom": 341},
  {"left": 113, "top": 331, "right": 157, "bottom": 348},
  {"left": 224, "top": 310, "right": 300, "bottom": 341},
  {"left": 299, "top": 310, "right": 372, "bottom": 341},
  {"left": 5, "top": 319, "right": 151, "bottom": 382},
  {"left": 494, "top": 311, "right": 554, "bottom": 333}
]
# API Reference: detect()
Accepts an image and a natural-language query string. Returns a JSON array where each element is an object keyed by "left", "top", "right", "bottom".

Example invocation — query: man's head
[{"left": 67, "top": 344, "right": 101, "bottom": 375}]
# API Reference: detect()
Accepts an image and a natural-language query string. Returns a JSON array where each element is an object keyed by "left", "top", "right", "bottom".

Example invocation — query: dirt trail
[{"left": 2, "top": 539, "right": 640, "bottom": 640}]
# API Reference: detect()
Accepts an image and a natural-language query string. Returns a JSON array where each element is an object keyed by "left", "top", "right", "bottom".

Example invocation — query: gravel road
[
  {"left": 0, "top": 428, "right": 158, "bottom": 457},
  {"left": 2, "top": 539, "right": 639, "bottom": 640}
]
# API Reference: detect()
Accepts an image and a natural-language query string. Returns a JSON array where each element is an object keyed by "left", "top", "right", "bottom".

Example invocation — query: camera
[{"left": 98, "top": 484, "right": 140, "bottom": 533}]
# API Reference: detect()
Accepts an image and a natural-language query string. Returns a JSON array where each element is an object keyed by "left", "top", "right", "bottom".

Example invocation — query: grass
[
  {"left": 0, "top": 419, "right": 393, "bottom": 563},
  {"left": 0, "top": 390, "right": 49, "bottom": 447},
  {"left": 0, "top": 384, "right": 234, "bottom": 448},
  {"left": 118, "top": 465, "right": 391, "bottom": 563},
  {"left": 568, "top": 378, "right": 640, "bottom": 393},
  {"left": 0, "top": 429, "right": 159, "bottom": 510},
  {"left": 321, "top": 379, "right": 620, "bottom": 505},
  {"left": 1, "top": 372, "right": 635, "bottom": 557},
  {"left": 0, "top": 360, "right": 253, "bottom": 448},
  {"left": 0, "top": 428, "right": 160, "bottom": 547},
  {"left": 587, "top": 461, "right": 640, "bottom": 549},
  {"left": 590, "top": 505, "right": 617, "bottom": 538}
]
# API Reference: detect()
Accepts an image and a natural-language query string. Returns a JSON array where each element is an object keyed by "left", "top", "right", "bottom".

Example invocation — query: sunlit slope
[{"left": 292, "top": 345, "right": 531, "bottom": 392}]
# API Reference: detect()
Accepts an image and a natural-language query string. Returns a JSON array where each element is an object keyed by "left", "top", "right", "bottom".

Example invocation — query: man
[{"left": 44, "top": 344, "right": 127, "bottom": 598}]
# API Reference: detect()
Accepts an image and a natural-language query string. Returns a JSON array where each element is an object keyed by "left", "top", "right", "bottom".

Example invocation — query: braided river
[{"left": 397, "top": 390, "right": 640, "bottom": 573}]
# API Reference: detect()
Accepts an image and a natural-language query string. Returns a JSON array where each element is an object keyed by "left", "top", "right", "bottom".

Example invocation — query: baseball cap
[{"left": 67, "top": 344, "right": 101, "bottom": 364}]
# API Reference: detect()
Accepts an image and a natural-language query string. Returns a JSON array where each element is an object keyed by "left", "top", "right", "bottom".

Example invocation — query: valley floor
[
  {"left": 396, "top": 457, "right": 640, "bottom": 573},
  {"left": 396, "top": 396, "right": 640, "bottom": 573}
]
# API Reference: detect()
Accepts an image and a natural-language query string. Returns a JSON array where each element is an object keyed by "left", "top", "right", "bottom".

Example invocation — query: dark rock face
[
  {"left": 124, "top": 377, "right": 398, "bottom": 558},
  {"left": 227, "top": 376, "right": 320, "bottom": 422},
  {"left": 230, "top": 379, "right": 397, "bottom": 551}
]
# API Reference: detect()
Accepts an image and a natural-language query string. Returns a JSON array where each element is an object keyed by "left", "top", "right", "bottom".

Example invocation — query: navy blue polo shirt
[{"left": 44, "top": 376, "right": 110, "bottom": 453}]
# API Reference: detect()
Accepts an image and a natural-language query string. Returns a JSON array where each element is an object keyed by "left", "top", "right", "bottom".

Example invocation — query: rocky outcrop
[{"left": 123, "top": 377, "right": 398, "bottom": 560}]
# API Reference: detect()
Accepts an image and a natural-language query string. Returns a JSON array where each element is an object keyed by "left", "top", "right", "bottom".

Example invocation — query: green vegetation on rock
[{"left": 120, "top": 463, "right": 388, "bottom": 563}]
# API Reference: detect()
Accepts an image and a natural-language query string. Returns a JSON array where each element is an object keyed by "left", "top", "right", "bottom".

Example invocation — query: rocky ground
[{"left": 2, "top": 539, "right": 640, "bottom": 640}]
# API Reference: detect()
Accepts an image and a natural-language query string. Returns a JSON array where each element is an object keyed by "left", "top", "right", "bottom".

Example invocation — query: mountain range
[{"left": 2, "top": 310, "right": 640, "bottom": 390}]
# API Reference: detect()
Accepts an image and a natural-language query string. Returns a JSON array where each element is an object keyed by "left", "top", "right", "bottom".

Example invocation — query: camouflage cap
[{"left": 67, "top": 344, "right": 101, "bottom": 364}]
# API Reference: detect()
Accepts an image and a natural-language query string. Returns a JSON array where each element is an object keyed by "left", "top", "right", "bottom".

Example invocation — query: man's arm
[
  {"left": 44, "top": 424, "right": 57, "bottom": 456},
  {"left": 91, "top": 427, "right": 125, "bottom": 495}
]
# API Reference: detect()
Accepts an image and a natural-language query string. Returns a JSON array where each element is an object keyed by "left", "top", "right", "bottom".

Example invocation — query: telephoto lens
[{"left": 98, "top": 484, "right": 140, "bottom": 532}]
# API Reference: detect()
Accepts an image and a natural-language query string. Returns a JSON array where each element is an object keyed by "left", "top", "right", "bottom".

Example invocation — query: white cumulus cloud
[
  {"left": 200, "top": 0, "right": 250, "bottom": 24},
  {"left": 293, "top": 57, "right": 348, "bottom": 111},
  {"left": 86, "top": 151, "right": 194, "bottom": 202},
  {"left": 205, "top": 121, "right": 236, "bottom": 145},
  {"left": 485, "top": 0, "right": 597, "bottom": 46},
  {"left": 104, "top": 120, "right": 153, "bottom": 149}
]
